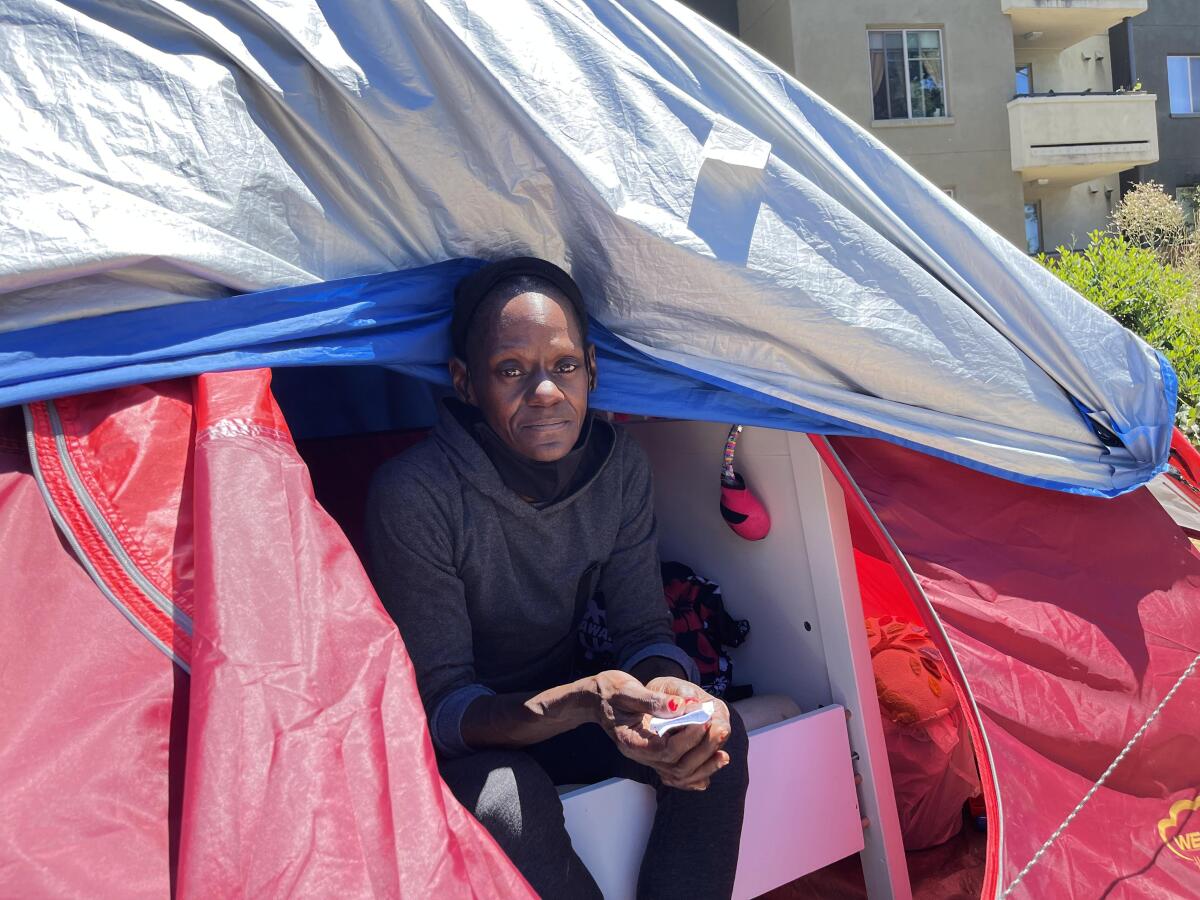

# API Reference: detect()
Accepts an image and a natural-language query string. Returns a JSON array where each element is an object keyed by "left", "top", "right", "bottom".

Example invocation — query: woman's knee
[
  {"left": 717, "top": 706, "right": 750, "bottom": 793},
  {"left": 442, "top": 750, "right": 599, "bottom": 898},
  {"left": 442, "top": 750, "right": 569, "bottom": 851}
]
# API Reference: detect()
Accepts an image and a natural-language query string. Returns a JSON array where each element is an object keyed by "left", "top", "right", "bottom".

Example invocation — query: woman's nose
[{"left": 529, "top": 375, "right": 565, "bottom": 405}]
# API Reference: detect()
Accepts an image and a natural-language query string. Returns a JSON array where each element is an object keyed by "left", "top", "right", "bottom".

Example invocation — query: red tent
[
  {"left": 0, "top": 372, "right": 533, "bottom": 898},
  {"left": 4, "top": 370, "right": 1198, "bottom": 898},
  {"left": 821, "top": 436, "right": 1200, "bottom": 898}
]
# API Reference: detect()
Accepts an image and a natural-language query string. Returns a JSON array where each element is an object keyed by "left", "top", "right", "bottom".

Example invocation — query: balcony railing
[{"left": 1008, "top": 92, "right": 1158, "bottom": 186}]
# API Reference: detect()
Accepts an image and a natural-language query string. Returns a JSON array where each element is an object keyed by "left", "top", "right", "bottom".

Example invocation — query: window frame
[
  {"left": 867, "top": 27, "right": 950, "bottom": 122},
  {"left": 1015, "top": 63, "right": 1033, "bottom": 96},
  {"left": 1167, "top": 55, "right": 1200, "bottom": 115},
  {"left": 1024, "top": 201, "right": 1043, "bottom": 255}
]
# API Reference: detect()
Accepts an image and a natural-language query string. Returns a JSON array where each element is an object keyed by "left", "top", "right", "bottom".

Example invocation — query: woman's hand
[
  {"left": 578, "top": 671, "right": 734, "bottom": 791},
  {"left": 522, "top": 669, "right": 677, "bottom": 733},
  {"left": 463, "top": 670, "right": 677, "bottom": 751},
  {"left": 641, "top": 677, "right": 734, "bottom": 791},
  {"left": 581, "top": 669, "right": 680, "bottom": 729},
  {"left": 463, "top": 671, "right": 733, "bottom": 789}
]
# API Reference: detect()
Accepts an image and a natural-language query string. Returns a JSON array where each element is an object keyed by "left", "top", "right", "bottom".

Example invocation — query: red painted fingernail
[{"left": 667, "top": 698, "right": 679, "bottom": 712}]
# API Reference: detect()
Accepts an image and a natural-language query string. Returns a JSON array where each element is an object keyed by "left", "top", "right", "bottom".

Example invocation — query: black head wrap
[{"left": 451, "top": 257, "right": 589, "bottom": 360}]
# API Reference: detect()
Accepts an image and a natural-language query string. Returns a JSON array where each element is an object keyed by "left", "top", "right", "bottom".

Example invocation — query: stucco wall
[
  {"left": 1011, "top": 32, "right": 1138, "bottom": 251},
  {"left": 737, "top": 0, "right": 796, "bottom": 73},
  {"left": 736, "top": 0, "right": 1027, "bottom": 247},
  {"left": 1028, "top": 175, "right": 1121, "bottom": 252},
  {"left": 1014, "top": 34, "right": 1115, "bottom": 93}
]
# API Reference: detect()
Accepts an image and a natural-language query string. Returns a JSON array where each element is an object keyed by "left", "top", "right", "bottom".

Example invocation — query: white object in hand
[{"left": 648, "top": 700, "right": 715, "bottom": 736}]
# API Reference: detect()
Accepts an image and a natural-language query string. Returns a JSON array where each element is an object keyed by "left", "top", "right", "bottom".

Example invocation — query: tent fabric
[
  {"left": 827, "top": 435, "right": 1200, "bottom": 899},
  {"left": 0, "top": 260, "right": 854, "bottom": 437},
  {"left": 0, "top": 407, "right": 184, "bottom": 898},
  {"left": 0, "top": 260, "right": 1167, "bottom": 498},
  {"left": 0, "top": 373, "right": 533, "bottom": 899},
  {"left": 0, "top": 0, "right": 1175, "bottom": 495}
]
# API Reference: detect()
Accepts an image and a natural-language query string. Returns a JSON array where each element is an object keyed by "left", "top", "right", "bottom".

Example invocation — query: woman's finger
[
  {"left": 662, "top": 772, "right": 711, "bottom": 792},
  {"left": 667, "top": 729, "right": 723, "bottom": 779},
  {"left": 706, "top": 701, "right": 732, "bottom": 747},
  {"left": 653, "top": 678, "right": 707, "bottom": 702},
  {"left": 658, "top": 722, "right": 706, "bottom": 764},
  {"left": 660, "top": 699, "right": 729, "bottom": 772},
  {"left": 671, "top": 750, "right": 730, "bottom": 789},
  {"left": 603, "top": 678, "right": 678, "bottom": 718}
]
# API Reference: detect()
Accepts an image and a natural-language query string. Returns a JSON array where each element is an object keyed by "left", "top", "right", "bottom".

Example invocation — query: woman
[{"left": 366, "top": 258, "right": 748, "bottom": 898}]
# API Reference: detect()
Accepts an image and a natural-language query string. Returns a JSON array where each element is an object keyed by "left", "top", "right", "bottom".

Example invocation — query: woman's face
[{"left": 451, "top": 290, "right": 596, "bottom": 462}]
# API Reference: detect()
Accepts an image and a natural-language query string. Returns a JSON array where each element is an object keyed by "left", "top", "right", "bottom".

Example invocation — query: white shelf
[{"left": 560, "top": 705, "right": 863, "bottom": 900}]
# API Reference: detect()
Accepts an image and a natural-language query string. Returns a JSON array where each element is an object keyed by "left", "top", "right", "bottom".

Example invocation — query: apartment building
[
  {"left": 1110, "top": 0, "right": 1200, "bottom": 226},
  {"left": 682, "top": 0, "right": 1162, "bottom": 254}
]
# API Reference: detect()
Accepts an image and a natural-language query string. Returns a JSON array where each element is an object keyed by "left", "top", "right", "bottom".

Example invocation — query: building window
[
  {"left": 1167, "top": 56, "right": 1200, "bottom": 114},
  {"left": 1024, "top": 202, "right": 1043, "bottom": 255},
  {"left": 869, "top": 29, "right": 947, "bottom": 120},
  {"left": 1015, "top": 64, "right": 1033, "bottom": 96},
  {"left": 1178, "top": 186, "right": 1199, "bottom": 230}
]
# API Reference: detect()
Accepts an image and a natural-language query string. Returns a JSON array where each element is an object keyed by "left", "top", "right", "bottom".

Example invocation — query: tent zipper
[
  {"left": 41, "top": 400, "right": 194, "bottom": 636},
  {"left": 23, "top": 402, "right": 190, "bottom": 670}
]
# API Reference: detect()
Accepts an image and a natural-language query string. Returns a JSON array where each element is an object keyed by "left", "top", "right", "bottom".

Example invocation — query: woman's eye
[
  {"left": 500, "top": 367, "right": 522, "bottom": 378},
  {"left": 557, "top": 362, "right": 578, "bottom": 374}
]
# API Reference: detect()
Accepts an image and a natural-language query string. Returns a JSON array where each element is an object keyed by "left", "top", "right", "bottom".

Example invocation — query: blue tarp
[
  {"left": 0, "top": 258, "right": 845, "bottom": 432},
  {"left": 0, "top": 257, "right": 1168, "bottom": 497},
  {"left": 0, "top": 1, "right": 1176, "bottom": 496}
]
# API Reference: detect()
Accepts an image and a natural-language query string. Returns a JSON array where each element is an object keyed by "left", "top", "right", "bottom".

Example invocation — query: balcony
[
  {"left": 1001, "top": 0, "right": 1147, "bottom": 51},
  {"left": 1008, "top": 92, "right": 1158, "bottom": 186}
]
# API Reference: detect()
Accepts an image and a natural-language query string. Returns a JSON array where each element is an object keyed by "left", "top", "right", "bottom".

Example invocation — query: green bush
[
  {"left": 1157, "top": 300, "right": 1200, "bottom": 445},
  {"left": 1040, "top": 230, "right": 1200, "bottom": 444}
]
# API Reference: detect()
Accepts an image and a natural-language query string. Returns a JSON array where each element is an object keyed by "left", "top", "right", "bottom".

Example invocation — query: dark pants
[{"left": 439, "top": 710, "right": 750, "bottom": 899}]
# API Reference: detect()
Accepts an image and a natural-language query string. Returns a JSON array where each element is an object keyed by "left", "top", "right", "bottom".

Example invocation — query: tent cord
[{"left": 1000, "top": 650, "right": 1200, "bottom": 898}]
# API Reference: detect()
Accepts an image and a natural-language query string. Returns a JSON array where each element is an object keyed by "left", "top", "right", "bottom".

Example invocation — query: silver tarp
[{"left": 0, "top": 0, "right": 1174, "bottom": 493}]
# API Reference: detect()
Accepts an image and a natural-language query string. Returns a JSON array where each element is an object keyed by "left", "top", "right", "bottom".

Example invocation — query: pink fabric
[
  {"left": 832, "top": 436, "right": 1200, "bottom": 899},
  {"left": 0, "top": 408, "right": 178, "bottom": 898},
  {"left": 0, "top": 374, "right": 532, "bottom": 898}
]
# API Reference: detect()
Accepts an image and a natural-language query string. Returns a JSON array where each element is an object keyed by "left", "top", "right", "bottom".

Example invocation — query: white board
[{"left": 560, "top": 706, "right": 863, "bottom": 900}]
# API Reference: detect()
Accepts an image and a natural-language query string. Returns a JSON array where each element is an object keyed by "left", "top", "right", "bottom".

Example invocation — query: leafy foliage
[
  {"left": 1110, "top": 180, "right": 1187, "bottom": 255},
  {"left": 1040, "top": 230, "right": 1200, "bottom": 444}
]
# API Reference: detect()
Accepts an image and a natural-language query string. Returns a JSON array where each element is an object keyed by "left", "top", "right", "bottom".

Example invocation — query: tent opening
[{"left": 275, "top": 364, "right": 990, "bottom": 899}]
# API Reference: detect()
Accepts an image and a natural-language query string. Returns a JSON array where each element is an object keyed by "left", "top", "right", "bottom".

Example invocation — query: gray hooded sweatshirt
[{"left": 365, "top": 403, "right": 696, "bottom": 757}]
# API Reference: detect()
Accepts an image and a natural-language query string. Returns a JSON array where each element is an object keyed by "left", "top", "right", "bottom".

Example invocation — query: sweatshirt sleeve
[
  {"left": 598, "top": 434, "right": 700, "bottom": 684},
  {"left": 364, "top": 460, "right": 491, "bottom": 757}
]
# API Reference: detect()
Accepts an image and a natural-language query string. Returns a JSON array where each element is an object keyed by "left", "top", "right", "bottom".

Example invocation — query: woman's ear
[
  {"left": 586, "top": 344, "right": 598, "bottom": 391},
  {"left": 449, "top": 357, "right": 474, "bottom": 404}
]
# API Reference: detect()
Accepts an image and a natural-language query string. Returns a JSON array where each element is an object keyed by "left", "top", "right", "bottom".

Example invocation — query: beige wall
[
  {"left": 1014, "top": 34, "right": 1135, "bottom": 252},
  {"left": 1028, "top": 175, "right": 1120, "bottom": 252},
  {"left": 1014, "top": 34, "right": 1114, "bottom": 94},
  {"left": 738, "top": 1, "right": 796, "bottom": 73},
  {"left": 737, "top": 0, "right": 1027, "bottom": 247},
  {"left": 1007, "top": 29, "right": 1148, "bottom": 254}
]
